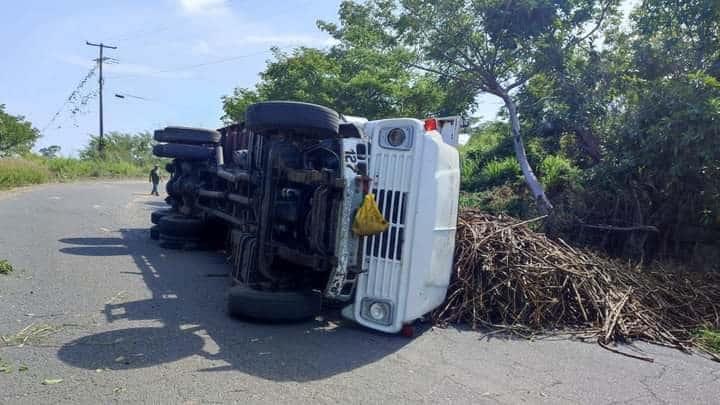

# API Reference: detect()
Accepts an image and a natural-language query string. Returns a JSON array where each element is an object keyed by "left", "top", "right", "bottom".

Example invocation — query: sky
[
  {"left": 1, "top": 0, "right": 637, "bottom": 156},
  {"left": 1, "top": 0, "right": 344, "bottom": 155}
]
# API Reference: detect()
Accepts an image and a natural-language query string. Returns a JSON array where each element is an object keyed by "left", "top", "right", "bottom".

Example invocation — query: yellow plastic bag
[{"left": 352, "top": 194, "right": 390, "bottom": 236}]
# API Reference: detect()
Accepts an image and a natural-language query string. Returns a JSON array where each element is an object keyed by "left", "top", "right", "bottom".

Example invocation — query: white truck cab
[{"left": 340, "top": 118, "right": 460, "bottom": 332}]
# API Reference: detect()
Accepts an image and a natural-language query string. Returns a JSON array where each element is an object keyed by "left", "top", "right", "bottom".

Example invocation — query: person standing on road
[{"left": 149, "top": 164, "right": 162, "bottom": 196}]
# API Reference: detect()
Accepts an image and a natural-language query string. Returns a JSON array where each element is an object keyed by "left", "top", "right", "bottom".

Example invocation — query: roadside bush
[
  {"left": 479, "top": 157, "right": 522, "bottom": 188},
  {"left": 41, "top": 157, "right": 94, "bottom": 180},
  {"left": 0, "top": 159, "right": 49, "bottom": 189},
  {"left": 539, "top": 155, "right": 581, "bottom": 191}
]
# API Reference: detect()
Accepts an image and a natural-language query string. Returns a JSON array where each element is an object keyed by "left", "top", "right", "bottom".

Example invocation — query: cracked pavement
[{"left": 0, "top": 181, "right": 718, "bottom": 404}]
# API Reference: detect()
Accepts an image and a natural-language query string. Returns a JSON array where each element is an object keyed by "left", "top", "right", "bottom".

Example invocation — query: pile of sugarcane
[{"left": 434, "top": 209, "right": 720, "bottom": 359}]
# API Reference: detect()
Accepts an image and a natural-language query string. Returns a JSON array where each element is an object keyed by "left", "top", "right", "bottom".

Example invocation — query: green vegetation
[
  {"left": 222, "top": 45, "right": 473, "bottom": 122},
  {"left": 0, "top": 104, "right": 39, "bottom": 157},
  {"left": 0, "top": 159, "right": 50, "bottom": 189},
  {"left": 0, "top": 131, "right": 164, "bottom": 190},
  {"left": 455, "top": 0, "right": 720, "bottom": 265},
  {"left": 260, "top": 0, "right": 714, "bottom": 265},
  {"left": 0, "top": 259, "right": 13, "bottom": 275},
  {"left": 696, "top": 328, "right": 720, "bottom": 354}
]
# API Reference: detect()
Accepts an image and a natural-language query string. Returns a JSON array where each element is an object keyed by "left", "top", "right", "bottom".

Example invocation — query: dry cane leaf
[{"left": 432, "top": 209, "right": 720, "bottom": 360}]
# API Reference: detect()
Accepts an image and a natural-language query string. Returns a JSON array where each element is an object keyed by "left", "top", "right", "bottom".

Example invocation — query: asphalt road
[{"left": 0, "top": 181, "right": 717, "bottom": 404}]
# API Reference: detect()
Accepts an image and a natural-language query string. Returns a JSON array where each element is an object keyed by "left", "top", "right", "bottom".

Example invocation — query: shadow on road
[
  {"left": 143, "top": 201, "right": 169, "bottom": 208},
  {"left": 56, "top": 230, "right": 410, "bottom": 381}
]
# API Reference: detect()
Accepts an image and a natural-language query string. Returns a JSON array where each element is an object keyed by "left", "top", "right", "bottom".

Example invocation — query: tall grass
[
  {"left": 42, "top": 158, "right": 148, "bottom": 180},
  {"left": 480, "top": 157, "right": 522, "bottom": 187},
  {"left": 0, "top": 159, "right": 50, "bottom": 189},
  {"left": 0, "top": 156, "right": 153, "bottom": 190}
]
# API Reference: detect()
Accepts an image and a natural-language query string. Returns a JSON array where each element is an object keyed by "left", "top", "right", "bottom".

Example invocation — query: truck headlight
[
  {"left": 379, "top": 126, "right": 413, "bottom": 150},
  {"left": 370, "top": 303, "right": 387, "bottom": 320},
  {"left": 361, "top": 298, "right": 393, "bottom": 325},
  {"left": 387, "top": 128, "right": 406, "bottom": 146}
]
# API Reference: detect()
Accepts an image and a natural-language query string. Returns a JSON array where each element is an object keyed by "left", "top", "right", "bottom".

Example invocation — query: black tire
[
  {"left": 157, "top": 214, "right": 205, "bottom": 238},
  {"left": 158, "top": 233, "right": 200, "bottom": 250},
  {"left": 245, "top": 101, "right": 339, "bottom": 138},
  {"left": 227, "top": 285, "right": 322, "bottom": 322},
  {"left": 154, "top": 126, "right": 221, "bottom": 144},
  {"left": 150, "top": 225, "right": 160, "bottom": 240},
  {"left": 153, "top": 143, "right": 215, "bottom": 160},
  {"left": 151, "top": 208, "right": 174, "bottom": 225}
]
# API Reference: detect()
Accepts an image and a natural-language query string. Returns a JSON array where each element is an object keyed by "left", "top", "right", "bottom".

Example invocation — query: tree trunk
[{"left": 498, "top": 90, "right": 554, "bottom": 213}]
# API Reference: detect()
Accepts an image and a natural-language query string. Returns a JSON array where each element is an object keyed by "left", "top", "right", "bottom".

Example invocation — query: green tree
[
  {"left": 0, "top": 104, "right": 40, "bottom": 157},
  {"left": 222, "top": 44, "right": 474, "bottom": 122},
  {"left": 80, "top": 131, "right": 156, "bottom": 166},
  {"left": 39, "top": 145, "right": 61, "bottom": 158},
  {"left": 632, "top": 0, "right": 720, "bottom": 80},
  {"left": 512, "top": 0, "right": 720, "bottom": 257},
  {"left": 342, "top": 0, "right": 619, "bottom": 213},
  {"left": 516, "top": 43, "right": 629, "bottom": 166},
  {"left": 590, "top": 0, "right": 720, "bottom": 240}
]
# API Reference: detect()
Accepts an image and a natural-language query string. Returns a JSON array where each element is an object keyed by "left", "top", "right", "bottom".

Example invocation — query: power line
[
  {"left": 105, "top": 50, "right": 270, "bottom": 80},
  {"left": 42, "top": 66, "right": 98, "bottom": 132},
  {"left": 114, "top": 92, "right": 149, "bottom": 100},
  {"left": 114, "top": 91, "right": 192, "bottom": 111}
]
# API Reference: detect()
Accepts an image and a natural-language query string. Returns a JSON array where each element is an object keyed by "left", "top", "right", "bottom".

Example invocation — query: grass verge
[
  {"left": 695, "top": 327, "right": 720, "bottom": 354},
  {"left": 0, "top": 159, "right": 49, "bottom": 190},
  {"left": 0, "top": 157, "right": 155, "bottom": 190}
]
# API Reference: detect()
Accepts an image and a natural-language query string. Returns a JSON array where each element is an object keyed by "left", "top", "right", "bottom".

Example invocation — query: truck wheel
[
  {"left": 150, "top": 225, "right": 160, "bottom": 240},
  {"left": 151, "top": 208, "right": 174, "bottom": 225},
  {"left": 154, "top": 126, "right": 221, "bottom": 144},
  {"left": 158, "top": 233, "right": 200, "bottom": 250},
  {"left": 157, "top": 214, "right": 205, "bottom": 238},
  {"left": 227, "top": 285, "right": 322, "bottom": 322},
  {"left": 153, "top": 143, "right": 215, "bottom": 160},
  {"left": 245, "top": 101, "right": 339, "bottom": 138}
]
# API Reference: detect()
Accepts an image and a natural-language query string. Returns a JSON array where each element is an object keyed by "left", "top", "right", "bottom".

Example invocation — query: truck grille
[
  {"left": 365, "top": 189, "right": 407, "bottom": 260},
  {"left": 364, "top": 152, "right": 413, "bottom": 262}
]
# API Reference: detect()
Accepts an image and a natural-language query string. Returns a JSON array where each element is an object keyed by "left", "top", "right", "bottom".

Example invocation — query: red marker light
[{"left": 424, "top": 118, "right": 438, "bottom": 131}]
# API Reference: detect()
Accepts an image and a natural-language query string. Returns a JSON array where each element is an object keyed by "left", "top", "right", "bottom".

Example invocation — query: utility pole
[{"left": 86, "top": 41, "right": 117, "bottom": 156}]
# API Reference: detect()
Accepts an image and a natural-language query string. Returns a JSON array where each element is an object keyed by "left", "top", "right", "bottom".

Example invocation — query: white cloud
[{"left": 178, "top": 0, "right": 229, "bottom": 15}]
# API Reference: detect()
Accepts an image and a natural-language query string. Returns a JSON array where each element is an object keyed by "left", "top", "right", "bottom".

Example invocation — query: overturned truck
[{"left": 151, "top": 101, "right": 461, "bottom": 334}]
